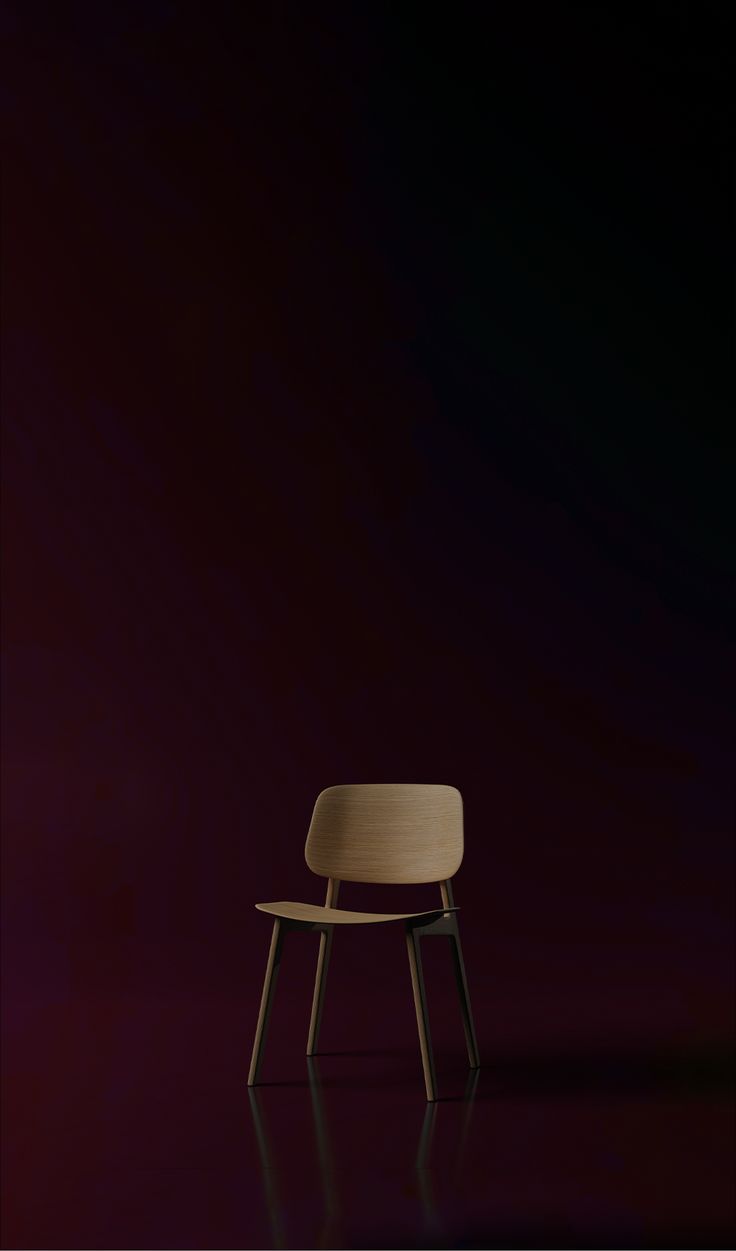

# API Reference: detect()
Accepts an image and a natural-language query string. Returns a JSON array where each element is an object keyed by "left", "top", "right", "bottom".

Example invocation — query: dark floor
[{"left": 3, "top": 987, "right": 734, "bottom": 1249}]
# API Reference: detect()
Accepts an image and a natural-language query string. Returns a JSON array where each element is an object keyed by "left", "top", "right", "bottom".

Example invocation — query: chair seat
[{"left": 255, "top": 901, "right": 458, "bottom": 925}]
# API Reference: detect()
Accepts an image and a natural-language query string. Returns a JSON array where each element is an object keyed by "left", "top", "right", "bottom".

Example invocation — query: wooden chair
[{"left": 247, "top": 784, "right": 479, "bottom": 1100}]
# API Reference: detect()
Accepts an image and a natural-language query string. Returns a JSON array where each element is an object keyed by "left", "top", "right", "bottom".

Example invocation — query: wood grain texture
[
  {"left": 304, "top": 784, "right": 463, "bottom": 884},
  {"left": 255, "top": 901, "right": 458, "bottom": 925}
]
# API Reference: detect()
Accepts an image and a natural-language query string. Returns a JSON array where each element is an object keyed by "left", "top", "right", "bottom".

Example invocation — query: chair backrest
[{"left": 304, "top": 784, "right": 463, "bottom": 884}]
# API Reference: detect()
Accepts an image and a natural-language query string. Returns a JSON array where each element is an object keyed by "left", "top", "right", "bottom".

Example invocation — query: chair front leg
[
  {"left": 248, "top": 917, "right": 284, "bottom": 1086},
  {"left": 405, "top": 925, "right": 438, "bottom": 1101},
  {"left": 307, "top": 877, "right": 340, "bottom": 1055}
]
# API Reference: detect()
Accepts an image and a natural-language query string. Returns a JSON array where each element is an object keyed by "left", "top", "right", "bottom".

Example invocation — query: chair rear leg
[
  {"left": 406, "top": 927, "right": 438, "bottom": 1101},
  {"left": 440, "top": 880, "right": 480, "bottom": 1070},
  {"left": 248, "top": 917, "right": 284, "bottom": 1086}
]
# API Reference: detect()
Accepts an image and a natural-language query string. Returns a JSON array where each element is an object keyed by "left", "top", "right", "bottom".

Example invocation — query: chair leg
[
  {"left": 306, "top": 926, "right": 335, "bottom": 1055},
  {"left": 449, "top": 925, "right": 480, "bottom": 1069},
  {"left": 248, "top": 917, "right": 284, "bottom": 1086},
  {"left": 306, "top": 876, "right": 339, "bottom": 1056},
  {"left": 406, "top": 927, "right": 438, "bottom": 1101}
]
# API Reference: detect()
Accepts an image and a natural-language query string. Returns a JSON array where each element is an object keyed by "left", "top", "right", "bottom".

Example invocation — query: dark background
[{"left": 2, "top": 2, "right": 734, "bottom": 1247}]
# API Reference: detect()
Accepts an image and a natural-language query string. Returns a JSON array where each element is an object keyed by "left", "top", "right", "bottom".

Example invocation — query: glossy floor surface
[{"left": 3, "top": 990, "right": 734, "bottom": 1249}]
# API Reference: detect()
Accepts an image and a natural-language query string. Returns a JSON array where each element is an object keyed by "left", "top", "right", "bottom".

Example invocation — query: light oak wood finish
[
  {"left": 255, "top": 900, "right": 458, "bottom": 926},
  {"left": 248, "top": 783, "right": 478, "bottom": 1099},
  {"left": 305, "top": 784, "right": 463, "bottom": 884},
  {"left": 306, "top": 878, "right": 340, "bottom": 1056}
]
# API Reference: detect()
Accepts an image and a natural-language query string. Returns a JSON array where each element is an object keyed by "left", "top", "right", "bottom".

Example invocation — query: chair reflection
[{"left": 247, "top": 1062, "right": 479, "bottom": 1249}]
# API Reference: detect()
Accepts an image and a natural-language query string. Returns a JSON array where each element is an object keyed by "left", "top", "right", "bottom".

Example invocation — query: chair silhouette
[{"left": 247, "top": 783, "right": 480, "bottom": 1100}]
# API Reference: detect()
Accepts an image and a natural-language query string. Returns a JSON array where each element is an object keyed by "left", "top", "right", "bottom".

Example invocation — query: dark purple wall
[{"left": 3, "top": 0, "right": 733, "bottom": 1094}]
